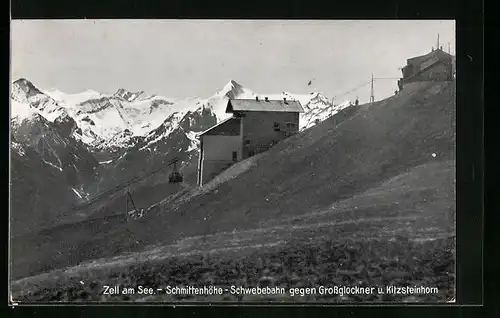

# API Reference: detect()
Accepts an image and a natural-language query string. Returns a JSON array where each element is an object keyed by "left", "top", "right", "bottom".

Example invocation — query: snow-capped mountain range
[
  {"left": 11, "top": 78, "right": 351, "bottom": 154},
  {"left": 10, "top": 78, "right": 353, "bottom": 234}
]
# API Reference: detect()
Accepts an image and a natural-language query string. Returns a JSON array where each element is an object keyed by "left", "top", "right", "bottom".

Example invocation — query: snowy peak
[
  {"left": 12, "top": 78, "right": 44, "bottom": 103},
  {"left": 114, "top": 88, "right": 146, "bottom": 102},
  {"left": 304, "top": 92, "right": 332, "bottom": 109},
  {"left": 11, "top": 77, "right": 354, "bottom": 151},
  {"left": 204, "top": 80, "right": 256, "bottom": 121},
  {"left": 217, "top": 80, "right": 246, "bottom": 99},
  {"left": 262, "top": 91, "right": 353, "bottom": 130},
  {"left": 11, "top": 79, "right": 74, "bottom": 127},
  {"left": 275, "top": 91, "right": 330, "bottom": 110},
  {"left": 12, "top": 78, "right": 44, "bottom": 99}
]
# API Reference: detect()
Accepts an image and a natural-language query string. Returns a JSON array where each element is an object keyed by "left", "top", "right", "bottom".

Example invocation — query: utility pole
[
  {"left": 330, "top": 97, "right": 335, "bottom": 117},
  {"left": 448, "top": 42, "right": 451, "bottom": 55},
  {"left": 370, "top": 74, "right": 375, "bottom": 103},
  {"left": 125, "top": 188, "right": 128, "bottom": 222},
  {"left": 437, "top": 33, "right": 440, "bottom": 50}
]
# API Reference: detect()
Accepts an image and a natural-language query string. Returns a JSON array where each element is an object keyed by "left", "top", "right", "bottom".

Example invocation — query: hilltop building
[
  {"left": 197, "top": 97, "right": 304, "bottom": 186},
  {"left": 398, "top": 43, "right": 455, "bottom": 91}
]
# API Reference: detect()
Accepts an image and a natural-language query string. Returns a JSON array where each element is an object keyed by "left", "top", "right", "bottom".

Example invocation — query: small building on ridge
[
  {"left": 398, "top": 46, "right": 455, "bottom": 90},
  {"left": 197, "top": 97, "right": 304, "bottom": 186}
]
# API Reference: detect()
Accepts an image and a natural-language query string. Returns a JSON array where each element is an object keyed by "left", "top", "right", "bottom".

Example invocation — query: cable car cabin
[
  {"left": 168, "top": 158, "right": 183, "bottom": 183},
  {"left": 169, "top": 171, "right": 183, "bottom": 183}
]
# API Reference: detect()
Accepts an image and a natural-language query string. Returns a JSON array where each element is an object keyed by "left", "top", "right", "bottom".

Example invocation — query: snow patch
[
  {"left": 47, "top": 89, "right": 106, "bottom": 106},
  {"left": 71, "top": 187, "right": 89, "bottom": 201},
  {"left": 139, "top": 113, "right": 185, "bottom": 151},
  {"left": 43, "top": 160, "right": 63, "bottom": 172},
  {"left": 11, "top": 141, "right": 26, "bottom": 156},
  {"left": 71, "top": 188, "right": 83, "bottom": 199},
  {"left": 15, "top": 79, "right": 350, "bottom": 153},
  {"left": 185, "top": 131, "right": 200, "bottom": 152},
  {"left": 10, "top": 99, "right": 36, "bottom": 121}
]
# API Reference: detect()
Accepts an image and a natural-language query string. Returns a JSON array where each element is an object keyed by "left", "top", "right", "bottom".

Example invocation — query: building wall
[
  {"left": 203, "top": 135, "right": 242, "bottom": 161},
  {"left": 199, "top": 134, "right": 242, "bottom": 185},
  {"left": 402, "top": 50, "right": 453, "bottom": 81},
  {"left": 401, "top": 61, "right": 453, "bottom": 89},
  {"left": 402, "top": 64, "right": 414, "bottom": 78},
  {"left": 404, "top": 62, "right": 452, "bottom": 85},
  {"left": 241, "top": 111, "right": 300, "bottom": 158}
]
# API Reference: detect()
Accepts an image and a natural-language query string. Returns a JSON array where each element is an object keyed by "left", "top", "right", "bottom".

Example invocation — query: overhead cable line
[{"left": 15, "top": 156, "right": 184, "bottom": 237}]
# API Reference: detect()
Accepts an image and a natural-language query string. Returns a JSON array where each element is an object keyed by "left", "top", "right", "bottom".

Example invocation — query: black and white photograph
[{"left": 9, "top": 19, "right": 456, "bottom": 303}]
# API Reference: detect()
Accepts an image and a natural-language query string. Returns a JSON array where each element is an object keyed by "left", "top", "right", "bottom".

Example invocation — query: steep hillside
[
  {"left": 11, "top": 81, "right": 455, "bottom": 283},
  {"left": 140, "top": 81, "right": 455, "bottom": 241},
  {"left": 12, "top": 113, "right": 98, "bottom": 188},
  {"left": 10, "top": 82, "right": 101, "bottom": 236},
  {"left": 12, "top": 160, "right": 455, "bottom": 302},
  {"left": 10, "top": 139, "right": 79, "bottom": 236},
  {"left": 10, "top": 78, "right": 342, "bottom": 227}
]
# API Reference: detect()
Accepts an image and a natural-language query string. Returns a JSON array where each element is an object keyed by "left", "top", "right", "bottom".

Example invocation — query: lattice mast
[{"left": 369, "top": 73, "right": 374, "bottom": 103}]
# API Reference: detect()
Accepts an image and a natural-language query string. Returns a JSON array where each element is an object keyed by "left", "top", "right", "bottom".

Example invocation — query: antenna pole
[
  {"left": 127, "top": 190, "right": 137, "bottom": 211},
  {"left": 370, "top": 74, "right": 375, "bottom": 103}
]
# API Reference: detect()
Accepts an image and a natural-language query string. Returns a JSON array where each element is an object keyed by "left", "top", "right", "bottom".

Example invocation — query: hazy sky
[{"left": 11, "top": 20, "right": 455, "bottom": 103}]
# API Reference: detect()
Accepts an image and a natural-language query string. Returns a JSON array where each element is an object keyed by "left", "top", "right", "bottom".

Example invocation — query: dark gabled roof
[
  {"left": 403, "top": 58, "right": 451, "bottom": 82},
  {"left": 406, "top": 48, "right": 453, "bottom": 67},
  {"left": 198, "top": 116, "right": 240, "bottom": 137},
  {"left": 226, "top": 99, "right": 304, "bottom": 113}
]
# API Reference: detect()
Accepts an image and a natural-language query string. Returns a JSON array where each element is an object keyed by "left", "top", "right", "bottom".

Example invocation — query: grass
[
  {"left": 11, "top": 81, "right": 456, "bottom": 303},
  {"left": 13, "top": 236, "right": 455, "bottom": 302},
  {"left": 12, "top": 160, "right": 456, "bottom": 303}
]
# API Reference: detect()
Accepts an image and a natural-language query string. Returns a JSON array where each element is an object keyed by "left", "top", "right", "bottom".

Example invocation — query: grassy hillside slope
[
  {"left": 11, "top": 81, "right": 456, "bottom": 302},
  {"left": 13, "top": 160, "right": 455, "bottom": 302},
  {"left": 137, "top": 80, "right": 455, "bottom": 244}
]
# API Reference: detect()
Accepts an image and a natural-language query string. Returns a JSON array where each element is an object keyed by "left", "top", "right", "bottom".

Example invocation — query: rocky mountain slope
[
  {"left": 10, "top": 137, "right": 81, "bottom": 236},
  {"left": 43, "top": 79, "right": 346, "bottom": 154},
  {"left": 10, "top": 80, "right": 102, "bottom": 235}
]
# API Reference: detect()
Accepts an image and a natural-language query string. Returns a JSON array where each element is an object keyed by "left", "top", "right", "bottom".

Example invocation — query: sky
[{"left": 11, "top": 20, "right": 455, "bottom": 103}]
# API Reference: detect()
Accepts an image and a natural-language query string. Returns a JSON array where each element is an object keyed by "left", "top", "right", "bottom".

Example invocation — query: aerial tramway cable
[
  {"left": 16, "top": 156, "right": 185, "bottom": 236},
  {"left": 17, "top": 76, "right": 401, "bottom": 236}
]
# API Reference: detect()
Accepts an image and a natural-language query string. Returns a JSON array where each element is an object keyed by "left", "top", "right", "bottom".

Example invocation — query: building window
[
  {"left": 273, "top": 122, "right": 280, "bottom": 132},
  {"left": 285, "top": 122, "right": 297, "bottom": 129},
  {"left": 244, "top": 140, "right": 250, "bottom": 145},
  {"left": 248, "top": 150, "right": 255, "bottom": 157},
  {"left": 232, "top": 151, "right": 237, "bottom": 162}
]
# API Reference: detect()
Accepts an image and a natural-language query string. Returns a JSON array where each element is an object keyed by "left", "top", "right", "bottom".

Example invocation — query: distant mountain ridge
[
  {"left": 10, "top": 78, "right": 353, "bottom": 235},
  {"left": 13, "top": 79, "right": 350, "bottom": 154}
]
